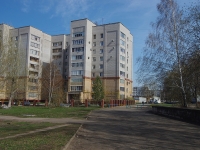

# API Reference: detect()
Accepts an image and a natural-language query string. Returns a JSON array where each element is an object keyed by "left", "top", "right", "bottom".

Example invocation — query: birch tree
[
  {"left": 41, "top": 62, "right": 64, "bottom": 106},
  {"left": 137, "top": 0, "right": 188, "bottom": 107},
  {"left": 0, "top": 31, "right": 26, "bottom": 107}
]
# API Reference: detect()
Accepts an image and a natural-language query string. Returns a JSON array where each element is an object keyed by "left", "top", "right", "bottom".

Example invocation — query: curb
[
  {"left": 62, "top": 124, "right": 83, "bottom": 150},
  {"left": 63, "top": 108, "right": 96, "bottom": 150}
]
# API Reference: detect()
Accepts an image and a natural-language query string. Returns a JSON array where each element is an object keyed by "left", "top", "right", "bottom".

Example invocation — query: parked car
[{"left": 24, "top": 101, "right": 30, "bottom": 106}]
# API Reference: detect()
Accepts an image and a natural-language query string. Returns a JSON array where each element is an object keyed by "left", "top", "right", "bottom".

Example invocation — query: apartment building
[
  {"left": 67, "top": 19, "right": 133, "bottom": 101},
  {"left": 0, "top": 23, "right": 51, "bottom": 101},
  {"left": 0, "top": 18, "right": 133, "bottom": 102}
]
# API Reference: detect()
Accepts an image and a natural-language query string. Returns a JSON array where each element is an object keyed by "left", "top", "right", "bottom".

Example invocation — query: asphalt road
[{"left": 66, "top": 106, "right": 200, "bottom": 150}]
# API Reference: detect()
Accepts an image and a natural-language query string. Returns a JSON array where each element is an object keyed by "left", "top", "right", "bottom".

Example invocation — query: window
[
  {"left": 120, "top": 55, "right": 125, "bottom": 61},
  {"left": 30, "top": 56, "right": 39, "bottom": 62},
  {"left": 30, "top": 49, "right": 39, "bottom": 56},
  {"left": 120, "top": 47, "right": 125, "bottom": 54},
  {"left": 100, "top": 64, "right": 103, "bottom": 69},
  {"left": 100, "top": 49, "right": 103, "bottom": 54},
  {"left": 31, "top": 42, "right": 40, "bottom": 49},
  {"left": 127, "top": 67, "right": 128, "bottom": 71},
  {"left": 29, "top": 71, "right": 38, "bottom": 76},
  {"left": 93, "top": 57, "right": 96, "bottom": 62},
  {"left": 29, "top": 92, "right": 38, "bottom": 98},
  {"left": 120, "top": 63, "right": 125, "bottom": 68},
  {"left": 121, "top": 32, "right": 126, "bottom": 39},
  {"left": 100, "top": 57, "right": 103, "bottom": 61},
  {"left": 120, "top": 79, "right": 125, "bottom": 84},
  {"left": 73, "top": 32, "right": 84, "bottom": 37},
  {"left": 127, "top": 37, "right": 129, "bottom": 41},
  {"left": 66, "top": 55, "right": 68, "bottom": 59},
  {"left": 71, "top": 86, "right": 83, "bottom": 91},
  {"left": 53, "top": 55, "right": 61, "bottom": 59},
  {"left": 93, "top": 42, "right": 96, "bottom": 46},
  {"left": 31, "top": 34, "right": 40, "bottom": 42},
  {"left": 73, "top": 39, "right": 84, "bottom": 45},
  {"left": 71, "top": 78, "right": 83, "bottom": 82},
  {"left": 93, "top": 34, "right": 96, "bottom": 39},
  {"left": 120, "top": 87, "right": 125, "bottom": 91},
  {"left": 100, "top": 72, "right": 103, "bottom": 77},
  {"left": 120, "top": 71, "right": 125, "bottom": 77},
  {"left": 120, "top": 39, "right": 125, "bottom": 46},
  {"left": 92, "top": 73, "right": 95, "bottom": 77},
  {"left": 72, "top": 47, "right": 84, "bottom": 52},
  {"left": 71, "top": 70, "right": 83, "bottom": 76},
  {"left": 53, "top": 42, "right": 62, "bottom": 47},
  {"left": 72, "top": 62, "right": 83, "bottom": 67},
  {"left": 29, "top": 64, "right": 39, "bottom": 70},
  {"left": 29, "top": 86, "right": 38, "bottom": 91},
  {"left": 93, "top": 49, "right": 96, "bottom": 54},
  {"left": 29, "top": 78, "right": 38, "bottom": 83},
  {"left": 92, "top": 65, "right": 96, "bottom": 69},
  {"left": 72, "top": 55, "right": 83, "bottom": 60},
  {"left": 127, "top": 44, "right": 129, "bottom": 49},
  {"left": 12, "top": 36, "right": 18, "bottom": 41},
  {"left": 100, "top": 33, "right": 103, "bottom": 38},
  {"left": 100, "top": 41, "right": 103, "bottom": 46},
  {"left": 53, "top": 48, "right": 62, "bottom": 53},
  {"left": 127, "top": 74, "right": 128, "bottom": 78}
]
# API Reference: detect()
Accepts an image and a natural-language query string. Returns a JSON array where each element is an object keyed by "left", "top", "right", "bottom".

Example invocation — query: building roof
[{"left": 71, "top": 18, "right": 131, "bottom": 34}]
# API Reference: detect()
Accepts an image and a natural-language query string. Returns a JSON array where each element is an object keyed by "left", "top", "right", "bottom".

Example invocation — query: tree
[
  {"left": 137, "top": 0, "right": 189, "bottom": 107},
  {"left": 92, "top": 76, "right": 104, "bottom": 101},
  {"left": 182, "top": 51, "right": 200, "bottom": 106},
  {"left": 41, "top": 62, "right": 65, "bottom": 106},
  {"left": 0, "top": 28, "right": 26, "bottom": 107},
  {"left": 184, "top": 2, "right": 200, "bottom": 106},
  {"left": 185, "top": 1, "right": 200, "bottom": 55}
]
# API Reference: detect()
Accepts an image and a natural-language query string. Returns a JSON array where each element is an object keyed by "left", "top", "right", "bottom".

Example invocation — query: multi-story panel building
[
  {"left": 0, "top": 24, "right": 51, "bottom": 101},
  {"left": 67, "top": 19, "right": 133, "bottom": 101},
  {"left": 0, "top": 18, "right": 133, "bottom": 103}
]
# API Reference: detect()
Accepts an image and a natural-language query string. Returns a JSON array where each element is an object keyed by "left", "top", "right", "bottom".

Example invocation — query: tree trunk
[{"left": 8, "top": 89, "right": 17, "bottom": 108}]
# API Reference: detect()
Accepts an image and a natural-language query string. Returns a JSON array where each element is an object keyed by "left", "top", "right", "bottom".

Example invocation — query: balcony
[
  {"left": 29, "top": 71, "right": 39, "bottom": 78},
  {"left": 29, "top": 64, "right": 39, "bottom": 72},
  {"left": 30, "top": 56, "right": 39, "bottom": 64}
]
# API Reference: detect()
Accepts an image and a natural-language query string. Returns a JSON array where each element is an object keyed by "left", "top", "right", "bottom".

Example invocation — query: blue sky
[{"left": 0, "top": 0, "right": 198, "bottom": 86}]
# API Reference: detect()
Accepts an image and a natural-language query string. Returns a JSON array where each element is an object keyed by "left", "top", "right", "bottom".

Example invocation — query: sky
[{"left": 0, "top": 0, "right": 198, "bottom": 86}]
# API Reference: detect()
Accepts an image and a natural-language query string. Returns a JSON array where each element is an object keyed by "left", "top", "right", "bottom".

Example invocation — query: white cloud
[
  {"left": 53, "top": 0, "right": 91, "bottom": 18},
  {"left": 20, "top": 0, "right": 32, "bottom": 12},
  {"left": 38, "top": 0, "right": 55, "bottom": 13}
]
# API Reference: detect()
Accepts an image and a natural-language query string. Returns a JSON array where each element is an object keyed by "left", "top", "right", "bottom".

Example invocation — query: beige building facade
[{"left": 0, "top": 18, "right": 133, "bottom": 102}]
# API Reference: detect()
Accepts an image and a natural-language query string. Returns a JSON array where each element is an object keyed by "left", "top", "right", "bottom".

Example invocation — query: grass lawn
[
  {"left": 0, "top": 124, "right": 79, "bottom": 150},
  {"left": 0, "top": 120, "right": 59, "bottom": 138},
  {"left": 0, "top": 106, "right": 99, "bottom": 118}
]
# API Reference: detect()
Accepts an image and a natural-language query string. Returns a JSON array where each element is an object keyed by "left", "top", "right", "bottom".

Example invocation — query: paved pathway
[
  {"left": 66, "top": 106, "right": 200, "bottom": 150},
  {"left": 0, "top": 115, "right": 90, "bottom": 124}
]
